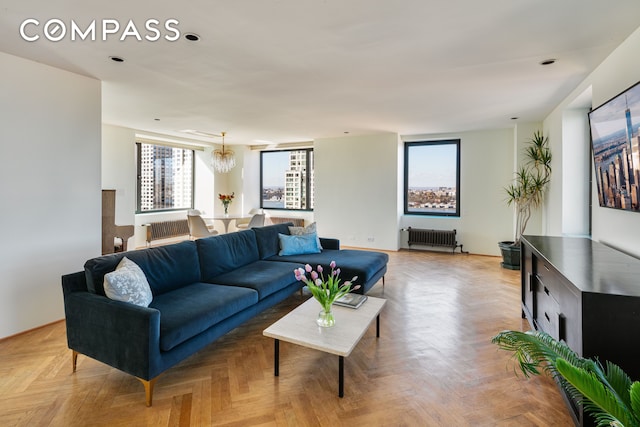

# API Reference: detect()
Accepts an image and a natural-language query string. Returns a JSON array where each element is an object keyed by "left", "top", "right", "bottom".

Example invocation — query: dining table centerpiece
[
  {"left": 218, "top": 192, "right": 234, "bottom": 216},
  {"left": 294, "top": 261, "right": 359, "bottom": 327}
]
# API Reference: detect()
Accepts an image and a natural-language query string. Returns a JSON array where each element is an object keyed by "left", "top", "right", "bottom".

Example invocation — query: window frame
[
  {"left": 403, "top": 139, "right": 461, "bottom": 217},
  {"left": 260, "top": 148, "right": 314, "bottom": 212},
  {"left": 135, "top": 142, "right": 195, "bottom": 214}
]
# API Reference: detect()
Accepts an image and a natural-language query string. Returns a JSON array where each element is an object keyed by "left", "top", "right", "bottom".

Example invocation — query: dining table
[{"left": 205, "top": 215, "right": 250, "bottom": 234}]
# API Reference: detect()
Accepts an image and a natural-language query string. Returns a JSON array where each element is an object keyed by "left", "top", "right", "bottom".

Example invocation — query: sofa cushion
[
  {"left": 278, "top": 233, "right": 321, "bottom": 256},
  {"left": 84, "top": 240, "right": 201, "bottom": 296},
  {"left": 196, "top": 230, "right": 260, "bottom": 280},
  {"left": 289, "top": 222, "right": 323, "bottom": 250},
  {"left": 104, "top": 257, "right": 153, "bottom": 307},
  {"left": 209, "top": 260, "right": 301, "bottom": 299},
  {"left": 267, "top": 249, "right": 389, "bottom": 290},
  {"left": 150, "top": 282, "right": 258, "bottom": 352},
  {"left": 252, "top": 223, "right": 292, "bottom": 259}
]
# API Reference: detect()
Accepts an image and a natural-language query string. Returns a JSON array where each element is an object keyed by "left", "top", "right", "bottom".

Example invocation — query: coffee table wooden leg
[
  {"left": 274, "top": 339, "right": 279, "bottom": 376},
  {"left": 338, "top": 356, "right": 344, "bottom": 398},
  {"left": 376, "top": 314, "right": 380, "bottom": 337}
]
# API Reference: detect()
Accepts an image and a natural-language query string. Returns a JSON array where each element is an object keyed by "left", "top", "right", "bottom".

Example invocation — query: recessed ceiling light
[
  {"left": 154, "top": 118, "right": 160, "bottom": 121},
  {"left": 540, "top": 59, "right": 556, "bottom": 66},
  {"left": 511, "top": 117, "right": 519, "bottom": 120},
  {"left": 109, "top": 56, "right": 124, "bottom": 63},
  {"left": 184, "top": 33, "right": 200, "bottom": 42}
]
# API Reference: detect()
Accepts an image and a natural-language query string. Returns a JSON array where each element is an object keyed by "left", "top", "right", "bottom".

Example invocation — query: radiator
[
  {"left": 268, "top": 217, "right": 305, "bottom": 227},
  {"left": 406, "top": 227, "right": 466, "bottom": 253},
  {"left": 146, "top": 220, "right": 190, "bottom": 243}
]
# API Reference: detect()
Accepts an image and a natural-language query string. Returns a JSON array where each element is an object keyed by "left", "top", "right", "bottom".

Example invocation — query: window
[
  {"left": 404, "top": 139, "right": 460, "bottom": 216},
  {"left": 136, "top": 142, "right": 194, "bottom": 213},
  {"left": 261, "top": 149, "right": 314, "bottom": 210}
]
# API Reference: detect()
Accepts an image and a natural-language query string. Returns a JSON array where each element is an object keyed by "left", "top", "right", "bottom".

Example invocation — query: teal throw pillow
[
  {"left": 289, "top": 222, "right": 323, "bottom": 250},
  {"left": 278, "top": 233, "right": 321, "bottom": 256}
]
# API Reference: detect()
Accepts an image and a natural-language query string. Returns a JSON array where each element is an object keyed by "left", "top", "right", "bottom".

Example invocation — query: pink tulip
[
  {"left": 311, "top": 271, "right": 318, "bottom": 280},
  {"left": 330, "top": 261, "right": 336, "bottom": 269},
  {"left": 315, "top": 278, "right": 322, "bottom": 286},
  {"left": 305, "top": 264, "right": 312, "bottom": 273},
  {"left": 351, "top": 276, "right": 358, "bottom": 282},
  {"left": 317, "top": 265, "right": 323, "bottom": 273}
]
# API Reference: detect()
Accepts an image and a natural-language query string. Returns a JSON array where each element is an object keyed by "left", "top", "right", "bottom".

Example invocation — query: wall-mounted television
[{"left": 589, "top": 80, "right": 640, "bottom": 212}]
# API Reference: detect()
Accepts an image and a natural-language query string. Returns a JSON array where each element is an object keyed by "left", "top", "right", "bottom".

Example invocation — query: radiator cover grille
[
  {"left": 146, "top": 220, "right": 190, "bottom": 243},
  {"left": 406, "top": 227, "right": 463, "bottom": 253}
]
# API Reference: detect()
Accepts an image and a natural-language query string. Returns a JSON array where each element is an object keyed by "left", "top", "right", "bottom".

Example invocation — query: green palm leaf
[
  {"left": 605, "top": 361, "right": 634, "bottom": 409},
  {"left": 630, "top": 382, "right": 640, "bottom": 420},
  {"left": 556, "top": 358, "right": 636, "bottom": 427},
  {"left": 492, "top": 330, "right": 591, "bottom": 376}
]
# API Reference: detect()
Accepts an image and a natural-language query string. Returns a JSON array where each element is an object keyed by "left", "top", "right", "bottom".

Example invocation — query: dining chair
[
  {"left": 187, "top": 214, "right": 219, "bottom": 239},
  {"left": 188, "top": 209, "right": 215, "bottom": 229},
  {"left": 236, "top": 214, "right": 266, "bottom": 230},
  {"left": 235, "top": 208, "right": 263, "bottom": 229}
]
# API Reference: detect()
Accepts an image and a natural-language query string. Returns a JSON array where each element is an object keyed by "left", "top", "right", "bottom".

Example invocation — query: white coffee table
[{"left": 263, "top": 296, "right": 386, "bottom": 397}]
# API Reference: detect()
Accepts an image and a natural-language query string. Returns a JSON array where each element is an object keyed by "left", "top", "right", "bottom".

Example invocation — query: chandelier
[{"left": 212, "top": 131, "right": 236, "bottom": 173}]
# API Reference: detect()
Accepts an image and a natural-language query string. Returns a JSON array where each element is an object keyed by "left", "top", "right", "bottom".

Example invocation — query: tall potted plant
[{"left": 499, "top": 130, "right": 552, "bottom": 269}]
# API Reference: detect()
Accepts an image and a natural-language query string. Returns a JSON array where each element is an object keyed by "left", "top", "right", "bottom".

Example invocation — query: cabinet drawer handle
[
  {"left": 544, "top": 286, "right": 550, "bottom": 296},
  {"left": 528, "top": 273, "right": 533, "bottom": 292},
  {"left": 544, "top": 264, "right": 550, "bottom": 271},
  {"left": 544, "top": 312, "right": 550, "bottom": 322}
]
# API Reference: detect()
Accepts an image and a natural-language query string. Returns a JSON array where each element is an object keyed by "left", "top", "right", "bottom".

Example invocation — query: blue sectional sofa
[{"left": 62, "top": 223, "right": 388, "bottom": 405}]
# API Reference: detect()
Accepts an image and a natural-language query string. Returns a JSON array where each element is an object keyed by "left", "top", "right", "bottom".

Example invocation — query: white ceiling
[{"left": 1, "top": 1, "right": 640, "bottom": 146}]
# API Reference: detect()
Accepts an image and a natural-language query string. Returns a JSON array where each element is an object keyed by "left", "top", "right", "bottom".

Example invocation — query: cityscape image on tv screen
[{"left": 589, "top": 81, "right": 640, "bottom": 212}]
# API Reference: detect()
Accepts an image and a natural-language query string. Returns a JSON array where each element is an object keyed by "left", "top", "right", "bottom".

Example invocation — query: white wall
[
  {"left": 401, "top": 128, "right": 515, "bottom": 255},
  {"left": 0, "top": 52, "right": 101, "bottom": 338},
  {"left": 102, "top": 125, "right": 136, "bottom": 248},
  {"left": 561, "top": 108, "right": 591, "bottom": 236},
  {"left": 314, "top": 133, "right": 402, "bottom": 251},
  {"left": 544, "top": 26, "right": 640, "bottom": 256},
  {"left": 194, "top": 147, "right": 216, "bottom": 218},
  {"left": 237, "top": 146, "right": 261, "bottom": 216},
  {"left": 243, "top": 129, "right": 519, "bottom": 255}
]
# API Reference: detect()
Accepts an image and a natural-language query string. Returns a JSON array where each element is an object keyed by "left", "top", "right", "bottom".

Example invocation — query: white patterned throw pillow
[{"left": 104, "top": 257, "right": 153, "bottom": 307}]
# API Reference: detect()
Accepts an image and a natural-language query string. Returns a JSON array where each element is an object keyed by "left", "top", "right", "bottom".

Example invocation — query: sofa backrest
[
  {"left": 84, "top": 240, "right": 201, "bottom": 296},
  {"left": 196, "top": 229, "right": 260, "bottom": 280},
  {"left": 252, "top": 223, "right": 292, "bottom": 259}
]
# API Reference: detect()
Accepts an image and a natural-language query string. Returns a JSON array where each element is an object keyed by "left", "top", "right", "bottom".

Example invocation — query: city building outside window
[
  {"left": 404, "top": 139, "right": 460, "bottom": 216},
  {"left": 261, "top": 149, "right": 314, "bottom": 210},
  {"left": 136, "top": 142, "right": 194, "bottom": 213}
]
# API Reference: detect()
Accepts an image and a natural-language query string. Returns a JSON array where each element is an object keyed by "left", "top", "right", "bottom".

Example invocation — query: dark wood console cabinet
[{"left": 521, "top": 235, "right": 640, "bottom": 426}]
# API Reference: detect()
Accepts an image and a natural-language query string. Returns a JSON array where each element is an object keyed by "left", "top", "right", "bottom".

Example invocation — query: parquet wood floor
[{"left": 0, "top": 250, "right": 574, "bottom": 426}]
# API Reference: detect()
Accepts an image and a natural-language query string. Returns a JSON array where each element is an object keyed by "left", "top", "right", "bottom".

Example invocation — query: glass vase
[
  {"left": 317, "top": 307, "right": 335, "bottom": 328},
  {"left": 223, "top": 204, "right": 229, "bottom": 216}
]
